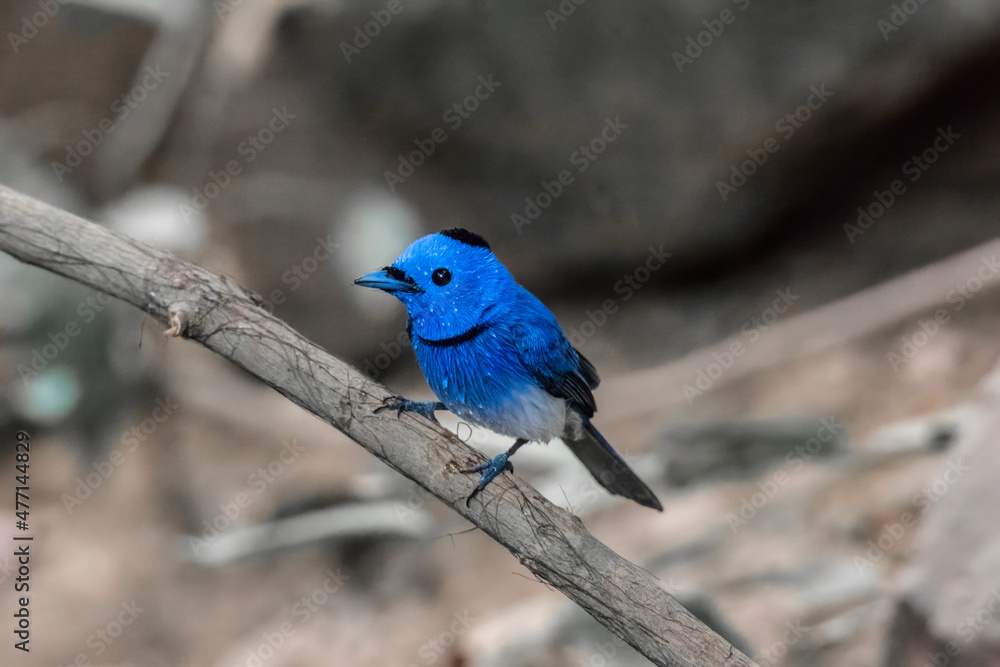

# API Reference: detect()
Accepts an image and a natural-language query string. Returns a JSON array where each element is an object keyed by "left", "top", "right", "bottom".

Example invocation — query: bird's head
[{"left": 354, "top": 228, "right": 510, "bottom": 341}]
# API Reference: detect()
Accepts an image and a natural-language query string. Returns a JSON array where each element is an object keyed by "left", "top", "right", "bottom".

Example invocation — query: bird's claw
[
  {"left": 374, "top": 396, "right": 441, "bottom": 423},
  {"left": 462, "top": 453, "right": 513, "bottom": 507},
  {"left": 374, "top": 395, "right": 407, "bottom": 417}
]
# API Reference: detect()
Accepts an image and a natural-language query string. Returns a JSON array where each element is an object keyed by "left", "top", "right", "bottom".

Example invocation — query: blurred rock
[
  {"left": 886, "top": 361, "right": 1000, "bottom": 666},
  {"left": 283, "top": 0, "right": 1000, "bottom": 284}
]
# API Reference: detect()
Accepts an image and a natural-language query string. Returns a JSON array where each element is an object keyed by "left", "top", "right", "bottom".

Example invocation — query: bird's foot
[
  {"left": 461, "top": 453, "right": 514, "bottom": 507},
  {"left": 374, "top": 396, "right": 444, "bottom": 423}
]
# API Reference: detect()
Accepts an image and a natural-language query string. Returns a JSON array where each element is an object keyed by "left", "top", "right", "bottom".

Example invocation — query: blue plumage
[{"left": 354, "top": 228, "right": 662, "bottom": 511}]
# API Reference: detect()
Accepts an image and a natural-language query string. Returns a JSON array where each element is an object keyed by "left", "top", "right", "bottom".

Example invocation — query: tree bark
[{"left": 0, "top": 183, "right": 757, "bottom": 667}]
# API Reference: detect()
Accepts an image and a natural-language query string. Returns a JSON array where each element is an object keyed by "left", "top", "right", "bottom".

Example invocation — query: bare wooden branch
[{"left": 0, "top": 183, "right": 757, "bottom": 667}]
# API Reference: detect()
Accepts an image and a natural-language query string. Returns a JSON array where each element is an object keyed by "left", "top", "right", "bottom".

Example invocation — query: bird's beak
[{"left": 353, "top": 267, "right": 423, "bottom": 293}]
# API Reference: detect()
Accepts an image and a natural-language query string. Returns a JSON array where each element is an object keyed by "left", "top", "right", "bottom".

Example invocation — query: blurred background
[{"left": 1, "top": 0, "right": 999, "bottom": 665}]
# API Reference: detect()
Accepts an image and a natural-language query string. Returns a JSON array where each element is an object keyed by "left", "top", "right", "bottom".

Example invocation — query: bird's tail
[{"left": 562, "top": 415, "right": 663, "bottom": 511}]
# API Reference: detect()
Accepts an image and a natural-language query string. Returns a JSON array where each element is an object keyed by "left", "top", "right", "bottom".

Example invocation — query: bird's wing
[
  {"left": 510, "top": 299, "right": 599, "bottom": 417},
  {"left": 509, "top": 291, "right": 663, "bottom": 511}
]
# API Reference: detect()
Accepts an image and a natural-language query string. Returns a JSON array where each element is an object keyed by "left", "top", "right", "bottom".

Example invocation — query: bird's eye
[{"left": 431, "top": 268, "right": 452, "bottom": 286}]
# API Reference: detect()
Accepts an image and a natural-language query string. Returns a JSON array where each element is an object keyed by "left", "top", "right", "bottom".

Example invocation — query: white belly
[{"left": 453, "top": 384, "right": 568, "bottom": 443}]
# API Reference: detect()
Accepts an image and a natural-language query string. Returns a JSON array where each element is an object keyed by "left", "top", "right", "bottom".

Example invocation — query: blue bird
[{"left": 354, "top": 228, "right": 662, "bottom": 511}]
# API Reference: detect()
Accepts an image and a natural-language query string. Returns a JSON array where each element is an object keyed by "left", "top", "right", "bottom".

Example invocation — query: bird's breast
[{"left": 412, "top": 333, "right": 566, "bottom": 442}]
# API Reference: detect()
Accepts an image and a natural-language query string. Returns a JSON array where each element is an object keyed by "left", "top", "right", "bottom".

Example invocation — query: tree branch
[{"left": 0, "top": 183, "right": 757, "bottom": 667}]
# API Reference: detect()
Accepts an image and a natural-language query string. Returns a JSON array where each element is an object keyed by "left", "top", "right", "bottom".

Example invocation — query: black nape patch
[{"left": 440, "top": 228, "right": 491, "bottom": 250}]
